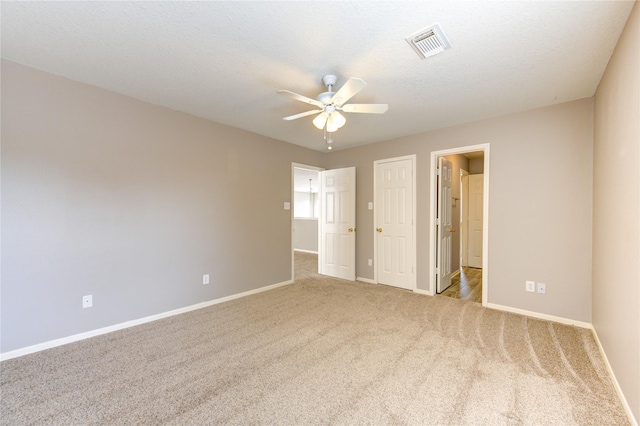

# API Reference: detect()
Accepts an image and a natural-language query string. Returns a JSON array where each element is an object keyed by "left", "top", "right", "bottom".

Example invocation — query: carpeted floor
[{"left": 0, "top": 252, "right": 629, "bottom": 425}]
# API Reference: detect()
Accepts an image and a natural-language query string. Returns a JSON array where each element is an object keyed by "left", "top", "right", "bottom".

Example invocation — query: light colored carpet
[{"left": 1, "top": 252, "right": 629, "bottom": 425}]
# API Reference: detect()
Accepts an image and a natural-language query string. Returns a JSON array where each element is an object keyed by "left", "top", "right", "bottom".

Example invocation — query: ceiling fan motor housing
[
  {"left": 317, "top": 91, "right": 335, "bottom": 105},
  {"left": 322, "top": 74, "right": 337, "bottom": 89}
]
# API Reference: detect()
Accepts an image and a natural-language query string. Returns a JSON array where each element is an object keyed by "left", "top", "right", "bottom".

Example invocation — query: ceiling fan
[{"left": 278, "top": 75, "right": 388, "bottom": 132}]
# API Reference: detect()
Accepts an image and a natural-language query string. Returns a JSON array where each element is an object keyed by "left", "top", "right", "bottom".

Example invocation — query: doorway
[
  {"left": 429, "top": 145, "right": 489, "bottom": 306},
  {"left": 292, "top": 164, "right": 322, "bottom": 280},
  {"left": 291, "top": 163, "right": 357, "bottom": 282}
]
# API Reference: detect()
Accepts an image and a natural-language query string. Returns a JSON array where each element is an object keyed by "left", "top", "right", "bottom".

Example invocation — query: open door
[
  {"left": 436, "top": 157, "right": 453, "bottom": 293},
  {"left": 319, "top": 167, "right": 356, "bottom": 281}
]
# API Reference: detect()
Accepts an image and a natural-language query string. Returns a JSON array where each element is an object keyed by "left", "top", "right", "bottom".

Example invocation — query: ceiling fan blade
[
  {"left": 282, "top": 109, "right": 322, "bottom": 121},
  {"left": 341, "top": 103, "right": 389, "bottom": 114},
  {"left": 331, "top": 77, "right": 367, "bottom": 107},
  {"left": 277, "top": 90, "right": 323, "bottom": 108}
]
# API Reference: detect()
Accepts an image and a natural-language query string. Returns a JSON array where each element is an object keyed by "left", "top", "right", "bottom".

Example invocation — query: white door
[
  {"left": 436, "top": 157, "right": 453, "bottom": 293},
  {"left": 375, "top": 158, "right": 414, "bottom": 290},
  {"left": 468, "top": 174, "right": 484, "bottom": 268},
  {"left": 319, "top": 167, "right": 356, "bottom": 281},
  {"left": 461, "top": 172, "right": 469, "bottom": 267}
]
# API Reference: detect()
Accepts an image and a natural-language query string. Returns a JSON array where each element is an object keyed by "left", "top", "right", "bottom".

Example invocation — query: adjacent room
[{"left": 2, "top": 1, "right": 638, "bottom": 424}]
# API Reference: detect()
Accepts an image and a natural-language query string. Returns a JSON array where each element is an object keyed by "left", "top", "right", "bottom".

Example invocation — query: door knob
[
  {"left": 449, "top": 228, "right": 456, "bottom": 232},
  {"left": 348, "top": 228, "right": 355, "bottom": 232},
  {"left": 376, "top": 228, "right": 383, "bottom": 233}
]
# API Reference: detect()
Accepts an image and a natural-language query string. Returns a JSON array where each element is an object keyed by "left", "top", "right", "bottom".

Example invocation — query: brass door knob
[
  {"left": 376, "top": 227, "right": 383, "bottom": 233},
  {"left": 449, "top": 228, "right": 456, "bottom": 232},
  {"left": 348, "top": 227, "right": 355, "bottom": 232}
]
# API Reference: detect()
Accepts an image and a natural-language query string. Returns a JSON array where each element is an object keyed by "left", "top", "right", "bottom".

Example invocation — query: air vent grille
[{"left": 406, "top": 24, "right": 451, "bottom": 59}]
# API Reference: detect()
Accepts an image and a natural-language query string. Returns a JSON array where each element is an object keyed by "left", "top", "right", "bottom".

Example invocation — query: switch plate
[
  {"left": 368, "top": 202, "right": 373, "bottom": 210},
  {"left": 525, "top": 281, "right": 535, "bottom": 292},
  {"left": 203, "top": 274, "right": 210, "bottom": 285},
  {"left": 537, "top": 282, "right": 546, "bottom": 294},
  {"left": 368, "top": 259, "right": 373, "bottom": 266},
  {"left": 284, "top": 202, "right": 290, "bottom": 210},
  {"left": 83, "top": 295, "right": 93, "bottom": 308}
]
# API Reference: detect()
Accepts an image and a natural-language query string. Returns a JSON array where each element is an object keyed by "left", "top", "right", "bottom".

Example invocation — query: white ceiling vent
[{"left": 405, "top": 24, "right": 451, "bottom": 59}]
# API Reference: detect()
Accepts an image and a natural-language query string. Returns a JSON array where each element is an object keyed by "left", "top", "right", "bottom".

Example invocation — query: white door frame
[
  {"left": 429, "top": 144, "right": 490, "bottom": 305},
  {"left": 373, "top": 155, "right": 417, "bottom": 291},
  {"left": 291, "top": 163, "right": 324, "bottom": 281}
]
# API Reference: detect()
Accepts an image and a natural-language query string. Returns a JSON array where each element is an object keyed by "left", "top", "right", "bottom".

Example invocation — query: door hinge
[
  {"left": 435, "top": 267, "right": 439, "bottom": 275},
  {"left": 436, "top": 169, "right": 441, "bottom": 176}
]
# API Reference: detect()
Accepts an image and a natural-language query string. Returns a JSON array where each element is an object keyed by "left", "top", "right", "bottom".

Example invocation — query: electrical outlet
[
  {"left": 83, "top": 295, "right": 93, "bottom": 308},
  {"left": 537, "top": 282, "right": 546, "bottom": 294},
  {"left": 525, "top": 281, "right": 535, "bottom": 293},
  {"left": 368, "top": 259, "right": 373, "bottom": 266},
  {"left": 368, "top": 202, "right": 373, "bottom": 210},
  {"left": 203, "top": 274, "right": 210, "bottom": 285}
]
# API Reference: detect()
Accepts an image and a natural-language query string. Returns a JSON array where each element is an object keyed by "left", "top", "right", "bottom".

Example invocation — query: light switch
[
  {"left": 368, "top": 202, "right": 373, "bottom": 210},
  {"left": 284, "top": 202, "right": 290, "bottom": 210}
]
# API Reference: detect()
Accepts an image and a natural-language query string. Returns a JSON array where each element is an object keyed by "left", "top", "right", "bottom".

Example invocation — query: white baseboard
[
  {"left": 294, "top": 249, "right": 318, "bottom": 254},
  {"left": 0, "top": 279, "right": 294, "bottom": 361},
  {"left": 413, "top": 288, "right": 433, "bottom": 296},
  {"left": 485, "top": 302, "right": 592, "bottom": 329},
  {"left": 356, "top": 277, "right": 376, "bottom": 284},
  {"left": 486, "top": 303, "right": 635, "bottom": 424},
  {"left": 591, "top": 328, "right": 638, "bottom": 426},
  {"left": 451, "top": 269, "right": 461, "bottom": 279}
]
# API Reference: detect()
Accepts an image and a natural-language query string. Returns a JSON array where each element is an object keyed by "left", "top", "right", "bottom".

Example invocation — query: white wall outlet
[
  {"left": 83, "top": 295, "right": 93, "bottom": 308},
  {"left": 368, "top": 202, "right": 373, "bottom": 210},
  {"left": 368, "top": 259, "right": 373, "bottom": 266},
  {"left": 525, "top": 280, "right": 535, "bottom": 293},
  {"left": 537, "top": 282, "right": 546, "bottom": 294},
  {"left": 203, "top": 274, "right": 210, "bottom": 285},
  {"left": 284, "top": 202, "right": 290, "bottom": 210}
]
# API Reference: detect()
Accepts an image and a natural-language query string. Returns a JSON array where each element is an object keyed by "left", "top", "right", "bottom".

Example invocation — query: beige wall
[
  {"left": 1, "top": 60, "right": 323, "bottom": 352},
  {"left": 294, "top": 219, "right": 318, "bottom": 252},
  {"left": 325, "top": 98, "right": 594, "bottom": 322},
  {"left": 593, "top": 1, "right": 640, "bottom": 420},
  {"left": 469, "top": 157, "right": 484, "bottom": 174}
]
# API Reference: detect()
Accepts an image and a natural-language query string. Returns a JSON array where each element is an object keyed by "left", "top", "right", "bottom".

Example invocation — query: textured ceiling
[{"left": 1, "top": 1, "right": 634, "bottom": 152}]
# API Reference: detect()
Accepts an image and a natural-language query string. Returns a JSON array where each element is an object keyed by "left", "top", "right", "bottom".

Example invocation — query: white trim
[
  {"left": 488, "top": 302, "right": 636, "bottom": 424},
  {"left": 356, "top": 276, "right": 376, "bottom": 284},
  {"left": 451, "top": 269, "right": 461, "bottom": 279},
  {"left": 429, "top": 144, "right": 490, "bottom": 306},
  {"left": 413, "top": 288, "right": 433, "bottom": 296},
  {"left": 294, "top": 249, "right": 318, "bottom": 255},
  {"left": 591, "top": 328, "right": 638, "bottom": 426},
  {"left": 0, "top": 279, "right": 294, "bottom": 361},
  {"left": 485, "top": 302, "right": 592, "bottom": 328},
  {"left": 373, "top": 155, "right": 417, "bottom": 291}
]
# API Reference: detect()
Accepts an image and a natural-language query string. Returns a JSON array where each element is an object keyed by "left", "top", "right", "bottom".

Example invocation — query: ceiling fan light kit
[{"left": 278, "top": 74, "right": 388, "bottom": 139}]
